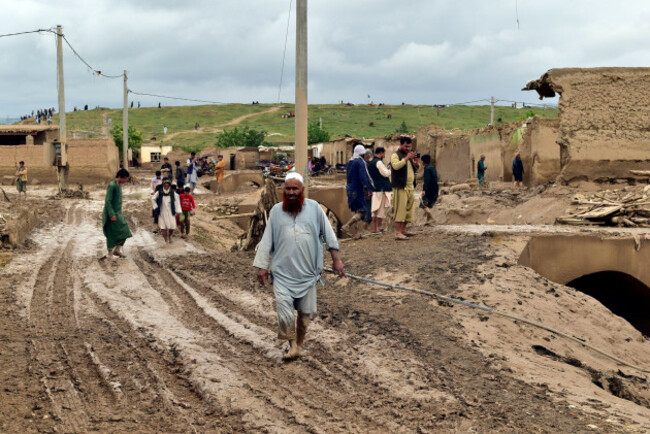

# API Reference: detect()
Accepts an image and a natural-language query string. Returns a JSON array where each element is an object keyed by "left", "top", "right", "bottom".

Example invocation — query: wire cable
[
  {"left": 127, "top": 90, "right": 225, "bottom": 105},
  {"left": 0, "top": 28, "right": 55, "bottom": 38},
  {"left": 277, "top": 0, "right": 293, "bottom": 103},
  {"left": 324, "top": 268, "right": 648, "bottom": 373},
  {"left": 61, "top": 34, "right": 123, "bottom": 79}
]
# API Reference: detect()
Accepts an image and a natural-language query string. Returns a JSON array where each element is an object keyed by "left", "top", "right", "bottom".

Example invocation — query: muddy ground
[{"left": 0, "top": 173, "right": 648, "bottom": 433}]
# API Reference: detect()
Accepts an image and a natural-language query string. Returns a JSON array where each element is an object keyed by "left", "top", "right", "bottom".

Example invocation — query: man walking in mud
[
  {"left": 102, "top": 168, "right": 132, "bottom": 260},
  {"left": 254, "top": 173, "right": 346, "bottom": 360}
]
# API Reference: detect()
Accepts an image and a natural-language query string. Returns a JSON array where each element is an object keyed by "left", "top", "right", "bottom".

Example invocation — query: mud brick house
[
  {"left": 524, "top": 67, "right": 650, "bottom": 183},
  {"left": 0, "top": 125, "right": 118, "bottom": 184}
]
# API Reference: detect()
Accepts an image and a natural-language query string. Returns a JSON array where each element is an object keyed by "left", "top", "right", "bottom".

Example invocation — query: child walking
[{"left": 179, "top": 186, "right": 196, "bottom": 238}]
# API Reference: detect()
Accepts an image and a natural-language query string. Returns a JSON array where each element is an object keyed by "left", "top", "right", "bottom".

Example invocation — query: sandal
[{"left": 394, "top": 234, "right": 408, "bottom": 240}]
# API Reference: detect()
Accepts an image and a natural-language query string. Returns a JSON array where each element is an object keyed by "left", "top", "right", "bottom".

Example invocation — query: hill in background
[{"left": 25, "top": 103, "right": 557, "bottom": 152}]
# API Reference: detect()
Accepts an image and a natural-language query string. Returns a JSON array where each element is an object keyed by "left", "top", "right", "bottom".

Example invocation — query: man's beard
[{"left": 282, "top": 191, "right": 305, "bottom": 214}]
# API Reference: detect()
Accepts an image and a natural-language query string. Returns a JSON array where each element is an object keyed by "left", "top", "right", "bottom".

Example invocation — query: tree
[
  {"left": 215, "top": 126, "right": 268, "bottom": 148},
  {"left": 308, "top": 121, "right": 330, "bottom": 145},
  {"left": 395, "top": 121, "right": 409, "bottom": 133},
  {"left": 111, "top": 125, "right": 143, "bottom": 156}
]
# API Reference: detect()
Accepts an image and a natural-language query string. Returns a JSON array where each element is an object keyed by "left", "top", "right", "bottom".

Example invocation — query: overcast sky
[{"left": 2, "top": 0, "right": 650, "bottom": 119}]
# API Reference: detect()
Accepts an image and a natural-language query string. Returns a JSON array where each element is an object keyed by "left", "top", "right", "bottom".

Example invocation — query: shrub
[
  {"left": 308, "top": 122, "right": 331, "bottom": 144},
  {"left": 215, "top": 126, "right": 268, "bottom": 148},
  {"left": 111, "top": 125, "right": 143, "bottom": 156},
  {"left": 395, "top": 121, "right": 409, "bottom": 133}
]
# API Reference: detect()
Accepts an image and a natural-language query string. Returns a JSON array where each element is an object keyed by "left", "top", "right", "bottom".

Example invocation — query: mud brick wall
[
  {"left": 469, "top": 133, "right": 503, "bottom": 182},
  {"left": 522, "top": 117, "right": 560, "bottom": 186},
  {"left": 0, "top": 138, "right": 118, "bottom": 184},
  {"left": 526, "top": 68, "right": 650, "bottom": 182},
  {"left": 435, "top": 136, "right": 470, "bottom": 183}
]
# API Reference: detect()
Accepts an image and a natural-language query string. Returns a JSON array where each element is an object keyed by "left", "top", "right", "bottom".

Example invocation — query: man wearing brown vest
[{"left": 390, "top": 137, "right": 419, "bottom": 240}]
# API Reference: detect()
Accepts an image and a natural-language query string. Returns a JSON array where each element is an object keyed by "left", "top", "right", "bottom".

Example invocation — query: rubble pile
[{"left": 557, "top": 185, "right": 650, "bottom": 227}]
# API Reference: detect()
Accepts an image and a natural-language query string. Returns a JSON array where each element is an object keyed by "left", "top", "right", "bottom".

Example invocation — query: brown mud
[{"left": 0, "top": 177, "right": 648, "bottom": 432}]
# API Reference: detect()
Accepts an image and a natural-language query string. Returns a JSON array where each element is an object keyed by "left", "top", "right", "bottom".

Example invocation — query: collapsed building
[
  {"left": 417, "top": 67, "right": 650, "bottom": 186},
  {"left": 524, "top": 67, "right": 650, "bottom": 183},
  {"left": 0, "top": 125, "right": 118, "bottom": 184},
  {"left": 416, "top": 117, "right": 561, "bottom": 186}
]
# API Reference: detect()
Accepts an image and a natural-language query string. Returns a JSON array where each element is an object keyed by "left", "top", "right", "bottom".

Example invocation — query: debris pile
[
  {"left": 557, "top": 186, "right": 650, "bottom": 227},
  {"left": 50, "top": 185, "right": 90, "bottom": 200}
]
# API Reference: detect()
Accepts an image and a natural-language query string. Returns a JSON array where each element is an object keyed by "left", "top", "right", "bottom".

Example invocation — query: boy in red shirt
[{"left": 179, "top": 187, "right": 196, "bottom": 237}]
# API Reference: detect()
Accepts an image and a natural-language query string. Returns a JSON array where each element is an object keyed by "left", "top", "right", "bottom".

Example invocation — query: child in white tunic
[{"left": 152, "top": 180, "right": 181, "bottom": 244}]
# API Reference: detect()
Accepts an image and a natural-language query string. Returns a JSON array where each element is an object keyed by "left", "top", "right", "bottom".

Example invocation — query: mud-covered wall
[
  {"left": 469, "top": 133, "right": 503, "bottom": 182},
  {"left": 0, "top": 138, "right": 118, "bottom": 184},
  {"left": 525, "top": 118, "right": 560, "bottom": 185},
  {"left": 525, "top": 67, "right": 650, "bottom": 182},
  {"left": 436, "top": 136, "right": 470, "bottom": 182}
]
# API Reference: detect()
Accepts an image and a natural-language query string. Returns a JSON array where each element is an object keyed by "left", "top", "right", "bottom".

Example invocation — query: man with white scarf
[
  {"left": 152, "top": 179, "right": 182, "bottom": 244},
  {"left": 254, "top": 173, "right": 346, "bottom": 360}
]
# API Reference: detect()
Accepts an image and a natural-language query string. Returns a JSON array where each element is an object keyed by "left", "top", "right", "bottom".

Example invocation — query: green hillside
[{"left": 41, "top": 103, "right": 556, "bottom": 151}]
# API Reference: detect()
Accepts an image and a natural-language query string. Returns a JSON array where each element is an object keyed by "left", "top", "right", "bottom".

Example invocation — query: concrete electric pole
[
  {"left": 123, "top": 70, "right": 129, "bottom": 170},
  {"left": 56, "top": 25, "right": 68, "bottom": 192},
  {"left": 295, "top": 0, "right": 308, "bottom": 195}
]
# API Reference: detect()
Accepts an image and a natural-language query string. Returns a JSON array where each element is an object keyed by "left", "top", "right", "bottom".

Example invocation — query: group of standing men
[{"left": 342, "top": 137, "right": 439, "bottom": 240}]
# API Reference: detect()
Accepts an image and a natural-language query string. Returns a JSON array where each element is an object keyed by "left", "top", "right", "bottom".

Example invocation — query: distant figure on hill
[
  {"left": 158, "top": 102, "right": 161, "bottom": 109},
  {"left": 477, "top": 155, "right": 487, "bottom": 187},
  {"left": 137, "top": 101, "right": 141, "bottom": 108},
  {"left": 163, "top": 125, "right": 168, "bottom": 135},
  {"left": 512, "top": 152, "right": 524, "bottom": 188}
]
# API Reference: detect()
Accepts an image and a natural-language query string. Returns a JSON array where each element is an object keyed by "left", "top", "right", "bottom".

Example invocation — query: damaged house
[{"left": 524, "top": 67, "right": 650, "bottom": 183}]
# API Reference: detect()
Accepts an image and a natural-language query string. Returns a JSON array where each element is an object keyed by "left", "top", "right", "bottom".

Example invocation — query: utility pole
[
  {"left": 490, "top": 96, "right": 495, "bottom": 126},
  {"left": 56, "top": 25, "right": 68, "bottom": 192},
  {"left": 122, "top": 70, "right": 129, "bottom": 170},
  {"left": 295, "top": 0, "right": 308, "bottom": 195}
]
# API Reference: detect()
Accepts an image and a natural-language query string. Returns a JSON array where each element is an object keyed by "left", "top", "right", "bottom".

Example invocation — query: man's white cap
[{"left": 285, "top": 172, "right": 304, "bottom": 184}]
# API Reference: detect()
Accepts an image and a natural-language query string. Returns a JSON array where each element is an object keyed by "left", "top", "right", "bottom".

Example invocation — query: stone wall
[{"left": 524, "top": 67, "right": 650, "bottom": 182}]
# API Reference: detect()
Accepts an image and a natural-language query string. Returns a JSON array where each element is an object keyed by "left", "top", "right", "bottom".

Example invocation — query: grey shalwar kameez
[{"left": 253, "top": 198, "right": 339, "bottom": 339}]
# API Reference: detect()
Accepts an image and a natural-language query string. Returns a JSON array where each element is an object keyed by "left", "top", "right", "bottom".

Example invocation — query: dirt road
[{"left": 0, "top": 188, "right": 648, "bottom": 432}]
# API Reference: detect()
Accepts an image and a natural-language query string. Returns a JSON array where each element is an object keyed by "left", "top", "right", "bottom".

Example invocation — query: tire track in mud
[
  {"left": 148, "top": 252, "right": 460, "bottom": 432},
  {"left": 134, "top": 250, "right": 366, "bottom": 433},
  {"left": 25, "top": 205, "right": 237, "bottom": 432},
  {"left": 134, "top": 250, "right": 408, "bottom": 433}
]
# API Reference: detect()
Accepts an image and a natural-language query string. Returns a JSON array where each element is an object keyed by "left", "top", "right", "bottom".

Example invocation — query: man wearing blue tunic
[{"left": 254, "top": 172, "right": 346, "bottom": 360}]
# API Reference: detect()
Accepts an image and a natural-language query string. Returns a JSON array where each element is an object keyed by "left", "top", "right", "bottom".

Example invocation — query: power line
[
  {"left": 128, "top": 90, "right": 225, "bottom": 105},
  {"left": 444, "top": 99, "right": 491, "bottom": 106},
  {"left": 61, "top": 34, "right": 122, "bottom": 79},
  {"left": 277, "top": 0, "right": 293, "bottom": 103},
  {"left": 0, "top": 28, "right": 55, "bottom": 38}
]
